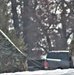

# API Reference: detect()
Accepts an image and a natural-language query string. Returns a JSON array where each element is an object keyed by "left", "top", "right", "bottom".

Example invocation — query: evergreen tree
[
  {"left": 0, "top": 0, "right": 28, "bottom": 72},
  {"left": 0, "top": 33, "right": 28, "bottom": 72}
]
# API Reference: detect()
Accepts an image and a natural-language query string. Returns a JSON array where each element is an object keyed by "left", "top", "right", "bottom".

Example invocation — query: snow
[{"left": 0, "top": 69, "right": 74, "bottom": 75}]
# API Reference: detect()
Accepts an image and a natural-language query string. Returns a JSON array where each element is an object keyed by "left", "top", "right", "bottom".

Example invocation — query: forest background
[{"left": 0, "top": 0, "right": 74, "bottom": 73}]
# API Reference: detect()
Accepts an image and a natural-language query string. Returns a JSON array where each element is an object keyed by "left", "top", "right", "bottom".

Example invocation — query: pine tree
[{"left": 0, "top": 0, "right": 28, "bottom": 72}]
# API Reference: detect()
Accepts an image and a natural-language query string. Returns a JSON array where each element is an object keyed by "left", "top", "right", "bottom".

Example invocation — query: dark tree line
[
  {"left": 1, "top": 0, "right": 74, "bottom": 59},
  {"left": 0, "top": 0, "right": 28, "bottom": 72}
]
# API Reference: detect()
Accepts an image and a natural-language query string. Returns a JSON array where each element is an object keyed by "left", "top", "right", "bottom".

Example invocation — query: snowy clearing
[{"left": 0, "top": 69, "right": 74, "bottom": 75}]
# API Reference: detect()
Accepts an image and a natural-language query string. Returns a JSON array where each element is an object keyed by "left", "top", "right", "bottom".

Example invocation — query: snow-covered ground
[{"left": 0, "top": 69, "right": 74, "bottom": 75}]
